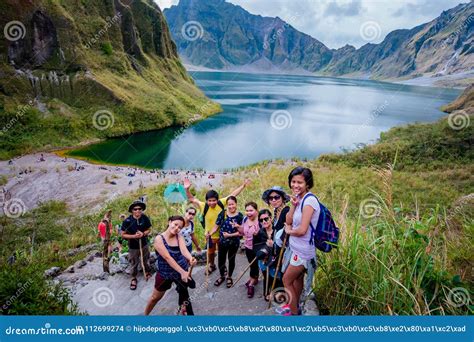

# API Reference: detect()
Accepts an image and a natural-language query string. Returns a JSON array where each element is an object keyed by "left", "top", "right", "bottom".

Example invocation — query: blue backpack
[{"left": 300, "top": 193, "right": 339, "bottom": 253}]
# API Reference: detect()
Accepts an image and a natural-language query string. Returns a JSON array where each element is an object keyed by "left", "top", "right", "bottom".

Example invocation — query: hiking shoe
[
  {"left": 275, "top": 304, "right": 291, "bottom": 315},
  {"left": 247, "top": 285, "right": 255, "bottom": 298}
]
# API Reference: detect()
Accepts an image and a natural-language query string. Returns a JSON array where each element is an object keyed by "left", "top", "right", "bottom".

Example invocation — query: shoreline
[
  {"left": 0, "top": 153, "right": 229, "bottom": 214},
  {"left": 187, "top": 66, "right": 471, "bottom": 89}
]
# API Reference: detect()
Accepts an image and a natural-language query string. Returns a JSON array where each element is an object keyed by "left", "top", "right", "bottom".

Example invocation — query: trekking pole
[
  {"left": 265, "top": 264, "right": 270, "bottom": 299},
  {"left": 268, "top": 233, "right": 288, "bottom": 309},
  {"left": 138, "top": 238, "right": 148, "bottom": 281},
  {"left": 231, "top": 257, "right": 257, "bottom": 288},
  {"left": 205, "top": 237, "right": 210, "bottom": 291}
]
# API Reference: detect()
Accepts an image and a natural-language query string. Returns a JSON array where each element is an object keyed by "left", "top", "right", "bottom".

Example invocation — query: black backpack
[{"left": 199, "top": 200, "right": 225, "bottom": 229}]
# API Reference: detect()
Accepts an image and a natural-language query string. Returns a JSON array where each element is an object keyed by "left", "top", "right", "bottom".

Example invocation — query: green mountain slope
[{"left": 0, "top": 0, "right": 221, "bottom": 159}]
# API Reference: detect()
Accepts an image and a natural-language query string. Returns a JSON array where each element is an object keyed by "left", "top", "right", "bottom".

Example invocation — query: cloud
[
  {"left": 155, "top": 0, "right": 467, "bottom": 49},
  {"left": 325, "top": 1, "right": 363, "bottom": 17}
]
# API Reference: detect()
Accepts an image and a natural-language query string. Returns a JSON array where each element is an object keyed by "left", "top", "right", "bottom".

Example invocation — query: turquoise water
[{"left": 69, "top": 72, "right": 460, "bottom": 171}]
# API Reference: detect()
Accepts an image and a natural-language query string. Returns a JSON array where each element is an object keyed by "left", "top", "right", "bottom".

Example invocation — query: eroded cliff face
[
  {"left": 164, "top": 0, "right": 473, "bottom": 81},
  {"left": 0, "top": 0, "right": 220, "bottom": 158}
]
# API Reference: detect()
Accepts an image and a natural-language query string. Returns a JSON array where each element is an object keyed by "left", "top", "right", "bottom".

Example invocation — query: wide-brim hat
[
  {"left": 261, "top": 186, "right": 290, "bottom": 204},
  {"left": 128, "top": 200, "right": 146, "bottom": 213}
]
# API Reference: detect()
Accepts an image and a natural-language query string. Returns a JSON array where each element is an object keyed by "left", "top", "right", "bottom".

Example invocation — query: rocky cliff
[
  {"left": 0, "top": 0, "right": 220, "bottom": 159},
  {"left": 164, "top": 0, "right": 473, "bottom": 82}
]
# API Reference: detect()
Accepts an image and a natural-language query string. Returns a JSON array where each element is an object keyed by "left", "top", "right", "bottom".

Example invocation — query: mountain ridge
[{"left": 164, "top": 0, "right": 474, "bottom": 85}]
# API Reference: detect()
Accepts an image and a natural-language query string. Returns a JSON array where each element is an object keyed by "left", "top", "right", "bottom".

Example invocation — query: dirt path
[
  {"left": 0, "top": 153, "right": 228, "bottom": 214},
  {"left": 57, "top": 250, "right": 319, "bottom": 316}
]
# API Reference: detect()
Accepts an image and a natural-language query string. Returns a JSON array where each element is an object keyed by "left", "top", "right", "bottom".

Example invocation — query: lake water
[{"left": 69, "top": 72, "right": 460, "bottom": 171}]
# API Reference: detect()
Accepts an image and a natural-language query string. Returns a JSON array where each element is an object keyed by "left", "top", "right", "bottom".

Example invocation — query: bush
[
  {"left": 101, "top": 42, "right": 113, "bottom": 56},
  {"left": 0, "top": 260, "right": 80, "bottom": 315}
]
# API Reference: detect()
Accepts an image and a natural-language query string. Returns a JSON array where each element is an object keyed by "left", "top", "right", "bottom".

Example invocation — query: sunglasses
[
  {"left": 268, "top": 195, "right": 281, "bottom": 201},
  {"left": 132, "top": 207, "right": 142, "bottom": 211},
  {"left": 187, "top": 212, "right": 196, "bottom": 216},
  {"left": 259, "top": 217, "right": 270, "bottom": 223}
]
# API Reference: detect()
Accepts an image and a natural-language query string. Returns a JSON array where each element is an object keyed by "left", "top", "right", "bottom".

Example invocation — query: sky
[{"left": 154, "top": 0, "right": 467, "bottom": 49}]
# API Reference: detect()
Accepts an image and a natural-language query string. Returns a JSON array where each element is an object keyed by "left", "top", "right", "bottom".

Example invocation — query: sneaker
[
  {"left": 275, "top": 304, "right": 291, "bottom": 315},
  {"left": 247, "top": 285, "right": 255, "bottom": 298}
]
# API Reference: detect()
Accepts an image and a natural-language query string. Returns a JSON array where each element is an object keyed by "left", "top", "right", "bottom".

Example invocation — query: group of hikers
[{"left": 100, "top": 166, "right": 337, "bottom": 316}]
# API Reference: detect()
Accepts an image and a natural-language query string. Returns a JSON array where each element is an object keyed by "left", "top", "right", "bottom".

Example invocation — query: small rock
[
  {"left": 65, "top": 265, "right": 75, "bottom": 273},
  {"left": 302, "top": 298, "right": 320, "bottom": 316},
  {"left": 98, "top": 272, "right": 109, "bottom": 281},
  {"left": 44, "top": 266, "right": 61, "bottom": 278},
  {"left": 94, "top": 251, "right": 102, "bottom": 258},
  {"left": 86, "top": 254, "right": 95, "bottom": 262},
  {"left": 119, "top": 253, "right": 129, "bottom": 265},
  {"left": 74, "top": 260, "right": 87, "bottom": 269}
]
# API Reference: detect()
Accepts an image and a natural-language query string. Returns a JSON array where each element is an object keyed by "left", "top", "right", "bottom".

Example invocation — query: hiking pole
[
  {"left": 231, "top": 257, "right": 257, "bottom": 288},
  {"left": 205, "top": 237, "right": 210, "bottom": 292},
  {"left": 268, "top": 233, "right": 288, "bottom": 309},
  {"left": 138, "top": 238, "right": 148, "bottom": 282},
  {"left": 265, "top": 264, "right": 270, "bottom": 299}
]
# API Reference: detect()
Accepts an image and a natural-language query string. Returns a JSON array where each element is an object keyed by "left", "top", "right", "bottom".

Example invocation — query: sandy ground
[
  {"left": 394, "top": 71, "right": 474, "bottom": 88},
  {"left": 57, "top": 250, "right": 319, "bottom": 316},
  {"left": 0, "top": 153, "right": 228, "bottom": 214}
]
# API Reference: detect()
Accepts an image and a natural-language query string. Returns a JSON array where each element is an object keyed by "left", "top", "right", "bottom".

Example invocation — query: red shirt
[{"left": 98, "top": 222, "right": 112, "bottom": 239}]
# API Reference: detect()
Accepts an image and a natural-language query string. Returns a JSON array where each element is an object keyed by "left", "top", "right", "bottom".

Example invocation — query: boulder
[
  {"left": 74, "top": 260, "right": 87, "bottom": 269},
  {"left": 44, "top": 266, "right": 61, "bottom": 278}
]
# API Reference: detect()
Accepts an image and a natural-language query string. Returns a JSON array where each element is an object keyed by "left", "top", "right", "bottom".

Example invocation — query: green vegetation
[
  {"left": 0, "top": 0, "right": 221, "bottom": 160},
  {"left": 1, "top": 115, "right": 472, "bottom": 315},
  {"left": 100, "top": 42, "right": 113, "bottom": 56}
]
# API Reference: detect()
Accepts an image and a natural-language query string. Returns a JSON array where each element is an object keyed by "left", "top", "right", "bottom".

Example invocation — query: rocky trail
[{"left": 53, "top": 249, "right": 319, "bottom": 316}]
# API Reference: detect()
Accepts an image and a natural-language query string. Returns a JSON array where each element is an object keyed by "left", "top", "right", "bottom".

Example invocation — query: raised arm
[
  {"left": 228, "top": 178, "right": 251, "bottom": 197},
  {"left": 183, "top": 178, "right": 200, "bottom": 208}
]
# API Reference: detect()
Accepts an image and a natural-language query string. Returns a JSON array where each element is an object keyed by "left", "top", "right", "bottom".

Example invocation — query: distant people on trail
[
  {"left": 233, "top": 201, "right": 259, "bottom": 298},
  {"left": 209, "top": 196, "right": 243, "bottom": 288},
  {"left": 121, "top": 200, "right": 152, "bottom": 290},
  {"left": 144, "top": 216, "right": 197, "bottom": 316},
  {"left": 180, "top": 207, "right": 202, "bottom": 253},
  {"left": 281, "top": 167, "right": 319, "bottom": 316},
  {"left": 98, "top": 213, "right": 113, "bottom": 255},
  {"left": 183, "top": 177, "right": 250, "bottom": 276}
]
